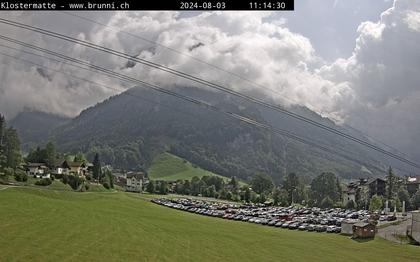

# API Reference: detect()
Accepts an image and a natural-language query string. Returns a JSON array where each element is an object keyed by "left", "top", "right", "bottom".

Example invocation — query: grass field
[
  {"left": 1, "top": 187, "right": 420, "bottom": 261},
  {"left": 147, "top": 152, "right": 229, "bottom": 182}
]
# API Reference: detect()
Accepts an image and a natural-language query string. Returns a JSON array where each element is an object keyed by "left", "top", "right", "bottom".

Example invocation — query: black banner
[{"left": 0, "top": 0, "right": 294, "bottom": 11}]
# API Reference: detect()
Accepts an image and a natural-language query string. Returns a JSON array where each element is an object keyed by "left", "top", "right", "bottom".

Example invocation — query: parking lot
[{"left": 151, "top": 198, "right": 390, "bottom": 234}]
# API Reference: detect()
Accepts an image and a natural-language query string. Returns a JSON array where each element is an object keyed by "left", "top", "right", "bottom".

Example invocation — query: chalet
[
  {"left": 342, "top": 182, "right": 357, "bottom": 206},
  {"left": 50, "top": 160, "right": 65, "bottom": 176},
  {"left": 406, "top": 176, "right": 420, "bottom": 196},
  {"left": 353, "top": 222, "right": 376, "bottom": 239},
  {"left": 342, "top": 179, "right": 369, "bottom": 209},
  {"left": 61, "top": 161, "right": 88, "bottom": 176},
  {"left": 25, "top": 163, "right": 48, "bottom": 178},
  {"left": 368, "top": 178, "right": 386, "bottom": 197},
  {"left": 126, "top": 172, "right": 145, "bottom": 192}
]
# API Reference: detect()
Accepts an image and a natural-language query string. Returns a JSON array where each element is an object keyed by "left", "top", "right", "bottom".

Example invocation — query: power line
[
  {"left": 0, "top": 18, "right": 418, "bottom": 169},
  {"left": 60, "top": 11, "right": 288, "bottom": 98},
  {"left": 0, "top": 35, "right": 391, "bottom": 172},
  {"left": 0, "top": 49, "right": 207, "bottom": 120},
  {"left": 61, "top": 11, "right": 413, "bottom": 168},
  {"left": 0, "top": 45, "right": 385, "bottom": 172}
]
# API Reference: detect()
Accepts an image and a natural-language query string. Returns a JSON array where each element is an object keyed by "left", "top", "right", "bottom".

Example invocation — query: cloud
[
  {"left": 0, "top": 10, "right": 343, "bottom": 120},
  {"left": 319, "top": 0, "right": 420, "bottom": 162},
  {"left": 1, "top": 2, "right": 420, "bottom": 164}
]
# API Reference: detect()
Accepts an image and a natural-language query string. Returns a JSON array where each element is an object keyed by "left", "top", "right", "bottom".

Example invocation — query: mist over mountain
[
  {"left": 9, "top": 110, "right": 70, "bottom": 150},
  {"left": 10, "top": 86, "right": 397, "bottom": 183}
]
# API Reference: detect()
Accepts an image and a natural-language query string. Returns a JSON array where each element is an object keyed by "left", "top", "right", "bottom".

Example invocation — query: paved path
[
  {"left": 0, "top": 185, "right": 11, "bottom": 191},
  {"left": 378, "top": 216, "right": 411, "bottom": 244}
]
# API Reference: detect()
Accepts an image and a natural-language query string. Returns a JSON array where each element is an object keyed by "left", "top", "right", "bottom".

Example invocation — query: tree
[
  {"left": 207, "top": 185, "right": 216, "bottom": 198},
  {"left": 336, "top": 177, "right": 342, "bottom": 202},
  {"left": 4, "top": 128, "right": 22, "bottom": 170},
  {"left": 229, "top": 176, "right": 239, "bottom": 191},
  {"left": 310, "top": 172, "right": 341, "bottom": 205},
  {"left": 174, "top": 180, "right": 184, "bottom": 195},
  {"left": 0, "top": 114, "right": 6, "bottom": 172},
  {"left": 183, "top": 180, "right": 191, "bottom": 195},
  {"left": 74, "top": 152, "right": 86, "bottom": 163},
  {"left": 345, "top": 199, "right": 357, "bottom": 210},
  {"left": 44, "top": 141, "right": 56, "bottom": 168},
  {"left": 250, "top": 172, "right": 274, "bottom": 194},
  {"left": 282, "top": 172, "right": 300, "bottom": 204},
  {"left": 272, "top": 187, "right": 289, "bottom": 206},
  {"left": 226, "top": 191, "right": 233, "bottom": 201},
  {"left": 158, "top": 181, "right": 168, "bottom": 195},
  {"left": 398, "top": 188, "right": 411, "bottom": 210},
  {"left": 146, "top": 181, "right": 155, "bottom": 194},
  {"left": 92, "top": 153, "right": 102, "bottom": 181},
  {"left": 320, "top": 196, "right": 334, "bottom": 209},
  {"left": 191, "top": 176, "right": 201, "bottom": 196},
  {"left": 386, "top": 166, "right": 397, "bottom": 199},
  {"left": 259, "top": 193, "right": 267, "bottom": 203},
  {"left": 369, "top": 194, "right": 383, "bottom": 211},
  {"left": 243, "top": 187, "right": 251, "bottom": 203},
  {"left": 411, "top": 190, "right": 420, "bottom": 210},
  {"left": 104, "top": 168, "right": 114, "bottom": 189}
]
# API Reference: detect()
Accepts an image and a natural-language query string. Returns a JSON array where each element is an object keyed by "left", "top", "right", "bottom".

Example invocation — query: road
[{"left": 377, "top": 215, "right": 411, "bottom": 244}]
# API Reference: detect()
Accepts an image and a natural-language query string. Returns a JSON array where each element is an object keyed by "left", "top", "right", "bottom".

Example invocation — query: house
[
  {"left": 368, "top": 178, "right": 386, "bottom": 197},
  {"left": 126, "top": 172, "right": 145, "bottom": 192},
  {"left": 406, "top": 176, "right": 420, "bottom": 196},
  {"left": 61, "top": 161, "right": 88, "bottom": 176},
  {"left": 342, "top": 179, "right": 369, "bottom": 209},
  {"left": 342, "top": 182, "right": 358, "bottom": 206},
  {"left": 353, "top": 222, "right": 376, "bottom": 239},
  {"left": 25, "top": 163, "right": 48, "bottom": 178},
  {"left": 341, "top": 220, "right": 357, "bottom": 235}
]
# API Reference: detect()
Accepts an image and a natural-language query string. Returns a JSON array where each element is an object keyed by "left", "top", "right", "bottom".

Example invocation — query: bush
[
  {"left": 320, "top": 197, "right": 334, "bottom": 208},
  {"left": 62, "top": 174, "right": 69, "bottom": 184},
  {"left": 14, "top": 170, "right": 28, "bottom": 182},
  {"left": 345, "top": 200, "right": 357, "bottom": 210},
  {"left": 84, "top": 183, "right": 90, "bottom": 191},
  {"left": 4, "top": 167, "right": 14, "bottom": 177},
  {"left": 53, "top": 173, "right": 63, "bottom": 180},
  {"left": 102, "top": 181, "right": 110, "bottom": 189},
  {"left": 35, "top": 178, "right": 52, "bottom": 186},
  {"left": 67, "top": 175, "right": 83, "bottom": 190}
]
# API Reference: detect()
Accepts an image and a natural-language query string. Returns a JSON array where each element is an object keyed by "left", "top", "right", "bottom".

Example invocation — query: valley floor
[{"left": 1, "top": 187, "right": 419, "bottom": 262}]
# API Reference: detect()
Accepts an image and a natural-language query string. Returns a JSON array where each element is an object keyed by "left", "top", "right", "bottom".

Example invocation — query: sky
[{"left": 0, "top": 0, "right": 420, "bottom": 163}]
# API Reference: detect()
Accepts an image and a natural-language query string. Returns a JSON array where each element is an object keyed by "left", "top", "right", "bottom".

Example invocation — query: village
[{"left": 16, "top": 155, "right": 420, "bottom": 244}]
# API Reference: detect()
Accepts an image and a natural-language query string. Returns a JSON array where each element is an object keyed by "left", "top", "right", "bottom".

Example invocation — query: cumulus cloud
[
  {"left": 0, "top": 10, "right": 345, "bottom": 120},
  {"left": 1, "top": 1, "right": 420, "bottom": 164},
  {"left": 319, "top": 0, "right": 420, "bottom": 162}
]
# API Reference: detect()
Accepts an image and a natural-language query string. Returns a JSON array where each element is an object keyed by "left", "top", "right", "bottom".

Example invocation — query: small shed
[
  {"left": 353, "top": 222, "right": 376, "bottom": 239},
  {"left": 341, "top": 221, "right": 356, "bottom": 235}
]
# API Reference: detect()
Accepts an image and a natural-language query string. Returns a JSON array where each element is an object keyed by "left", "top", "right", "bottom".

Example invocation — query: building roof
[
  {"left": 407, "top": 176, "right": 420, "bottom": 184},
  {"left": 354, "top": 222, "right": 371, "bottom": 228},
  {"left": 367, "top": 177, "right": 386, "bottom": 184},
  {"left": 62, "top": 161, "right": 86, "bottom": 168},
  {"left": 126, "top": 172, "right": 144, "bottom": 179},
  {"left": 25, "top": 162, "right": 47, "bottom": 168}
]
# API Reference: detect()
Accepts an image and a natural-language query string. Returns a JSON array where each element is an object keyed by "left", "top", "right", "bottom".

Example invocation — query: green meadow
[{"left": 1, "top": 187, "right": 419, "bottom": 262}]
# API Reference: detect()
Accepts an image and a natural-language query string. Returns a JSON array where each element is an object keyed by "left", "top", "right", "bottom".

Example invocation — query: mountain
[
  {"left": 12, "top": 86, "right": 390, "bottom": 183},
  {"left": 9, "top": 110, "right": 70, "bottom": 150}
]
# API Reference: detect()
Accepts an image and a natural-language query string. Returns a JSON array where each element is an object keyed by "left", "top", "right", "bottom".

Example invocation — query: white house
[
  {"left": 342, "top": 187, "right": 356, "bottom": 206},
  {"left": 25, "top": 163, "right": 49, "bottom": 178},
  {"left": 126, "top": 172, "right": 144, "bottom": 192}
]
